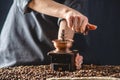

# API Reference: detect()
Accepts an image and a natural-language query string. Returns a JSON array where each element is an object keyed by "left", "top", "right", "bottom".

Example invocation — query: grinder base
[{"left": 48, "top": 50, "right": 78, "bottom": 71}]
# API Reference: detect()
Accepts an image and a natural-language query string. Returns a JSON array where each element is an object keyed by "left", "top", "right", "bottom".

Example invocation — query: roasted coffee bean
[{"left": 0, "top": 65, "right": 120, "bottom": 79}]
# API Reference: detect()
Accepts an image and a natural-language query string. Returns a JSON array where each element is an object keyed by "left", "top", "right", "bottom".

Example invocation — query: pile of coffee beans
[{"left": 0, "top": 64, "right": 119, "bottom": 80}]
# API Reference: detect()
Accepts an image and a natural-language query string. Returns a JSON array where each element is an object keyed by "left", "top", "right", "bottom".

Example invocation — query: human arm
[{"left": 28, "top": 0, "right": 92, "bottom": 33}]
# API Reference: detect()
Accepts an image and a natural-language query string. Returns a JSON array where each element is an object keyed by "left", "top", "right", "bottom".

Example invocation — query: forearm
[{"left": 28, "top": 0, "right": 73, "bottom": 18}]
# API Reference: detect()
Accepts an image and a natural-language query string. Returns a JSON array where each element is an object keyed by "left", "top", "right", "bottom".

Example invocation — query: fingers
[
  {"left": 75, "top": 54, "right": 83, "bottom": 65},
  {"left": 67, "top": 15, "right": 89, "bottom": 34},
  {"left": 74, "top": 16, "right": 81, "bottom": 32},
  {"left": 65, "top": 11, "right": 97, "bottom": 35},
  {"left": 67, "top": 16, "right": 73, "bottom": 29},
  {"left": 75, "top": 54, "right": 83, "bottom": 69},
  {"left": 80, "top": 17, "right": 88, "bottom": 33}
]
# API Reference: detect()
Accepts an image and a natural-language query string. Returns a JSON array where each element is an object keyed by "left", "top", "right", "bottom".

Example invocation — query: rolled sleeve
[{"left": 16, "top": 0, "right": 31, "bottom": 13}]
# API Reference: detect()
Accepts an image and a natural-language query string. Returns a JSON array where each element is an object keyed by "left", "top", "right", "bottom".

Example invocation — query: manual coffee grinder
[{"left": 48, "top": 30, "right": 78, "bottom": 71}]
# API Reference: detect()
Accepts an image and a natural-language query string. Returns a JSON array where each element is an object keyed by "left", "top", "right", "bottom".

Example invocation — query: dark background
[
  {"left": 0, "top": 0, "right": 12, "bottom": 32},
  {"left": 88, "top": 0, "right": 120, "bottom": 65},
  {"left": 0, "top": 0, "right": 120, "bottom": 65}
]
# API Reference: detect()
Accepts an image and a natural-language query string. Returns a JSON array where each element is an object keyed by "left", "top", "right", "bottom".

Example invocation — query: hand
[
  {"left": 65, "top": 10, "right": 88, "bottom": 33},
  {"left": 75, "top": 53, "right": 83, "bottom": 70},
  {"left": 65, "top": 10, "right": 97, "bottom": 34}
]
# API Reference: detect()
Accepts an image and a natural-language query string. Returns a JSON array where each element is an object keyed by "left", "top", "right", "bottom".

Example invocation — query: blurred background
[
  {"left": 87, "top": 0, "right": 120, "bottom": 65},
  {"left": 0, "top": 0, "right": 120, "bottom": 65}
]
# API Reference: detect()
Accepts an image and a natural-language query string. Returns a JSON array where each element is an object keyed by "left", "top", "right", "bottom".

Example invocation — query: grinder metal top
[{"left": 52, "top": 29, "right": 73, "bottom": 53}]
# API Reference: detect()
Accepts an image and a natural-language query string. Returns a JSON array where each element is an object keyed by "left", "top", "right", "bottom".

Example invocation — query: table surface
[{"left": 0, "top": 64, "right": 120, "bottom": 80}]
